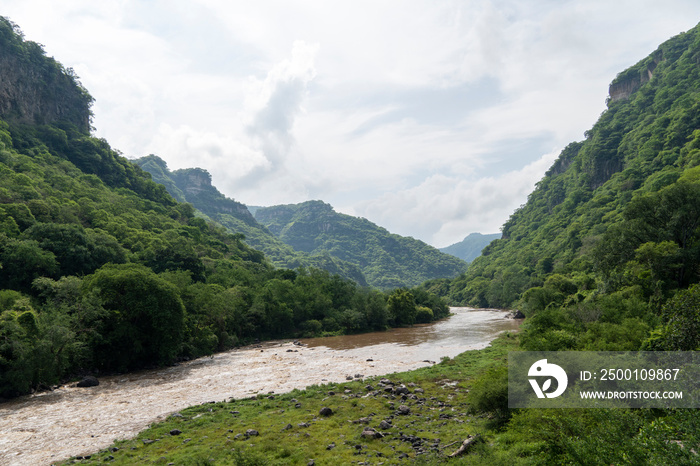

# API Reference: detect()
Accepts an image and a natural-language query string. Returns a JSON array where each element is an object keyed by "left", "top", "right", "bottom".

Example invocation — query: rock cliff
[{"left": 0, "top": 17, "right": 93, "bottom": 133}]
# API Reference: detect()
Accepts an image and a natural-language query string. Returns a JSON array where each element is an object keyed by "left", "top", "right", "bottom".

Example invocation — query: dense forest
[
  {"left": 254, "top": 200, "right": 468, "bottom": 288},
  {"left": 413, "top": 21, "right": 700, "bottom": 463},
  {"left": 0, "top": 17, "right": 449, "bottom": 399}
]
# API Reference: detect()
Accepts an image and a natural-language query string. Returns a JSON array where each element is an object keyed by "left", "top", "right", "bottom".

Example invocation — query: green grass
[{"left": 57, "top": 332, "right": 522, "bottom": 465}]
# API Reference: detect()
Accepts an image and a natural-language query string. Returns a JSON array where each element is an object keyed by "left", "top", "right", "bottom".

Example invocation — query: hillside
[
  {"left": 134, "top": 155, "right": 368, "bottom": 285},
  {"left": 255, "top": 200, "right": 469, "bottom": 289},
  {"left": 431, "top": 22, "right": 700, "bottom": 354},
  {"left": 439, "top": 232, "right": 500, "bottom": 262},
  {"left": 0, "top": 17, "right": 448, "bottom": 399}
]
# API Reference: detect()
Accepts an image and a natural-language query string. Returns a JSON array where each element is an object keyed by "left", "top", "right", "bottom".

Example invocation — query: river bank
[{"left": 0, "top": 308, "right": 519, "bottom": 465}]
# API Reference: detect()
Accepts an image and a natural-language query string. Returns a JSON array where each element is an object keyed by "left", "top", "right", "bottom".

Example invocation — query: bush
[
  {"left": 467, "top": 364, "right": 510, "bottom": 421},
  {"left": 301, "top": 319, "right": 322, "bottom": 337},
  {"left": 415, "top": 306, "right": 434, "bottom": 323}
]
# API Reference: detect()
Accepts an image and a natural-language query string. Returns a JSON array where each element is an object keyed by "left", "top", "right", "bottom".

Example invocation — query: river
[{"left": 0, "top": 307, "right": 520, "bottom": 465}]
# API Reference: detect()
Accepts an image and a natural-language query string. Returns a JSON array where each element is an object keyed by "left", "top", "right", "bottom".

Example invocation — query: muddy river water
[{"left": 0, "top": 307, "right": 520, "bottom": 465}]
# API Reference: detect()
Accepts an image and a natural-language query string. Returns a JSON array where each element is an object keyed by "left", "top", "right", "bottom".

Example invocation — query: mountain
[
  {"left": 254, "top": 200, "right": 468, "bottom": 289},
  {"left": 439, "top": 232, "right": 500, "bottom": 262},
  {"left": 431, "top": 22, "right": 700, "bottom": 354},
  {"left": 0, "top": 17, "right": 449, "bottom": 398},
  {"left": 134, "top": 155, "right": 368, "bottom": 285},
  {"left": 136, "top": 156, "right": 468, "bottom": 289}
]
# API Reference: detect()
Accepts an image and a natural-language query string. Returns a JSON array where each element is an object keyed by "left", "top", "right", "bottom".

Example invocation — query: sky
[{"left": 4, "top": 1, "right": 700, "bottom": 247}]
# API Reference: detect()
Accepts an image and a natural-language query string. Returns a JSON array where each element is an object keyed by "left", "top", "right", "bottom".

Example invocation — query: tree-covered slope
[
  {"left": 406, "top": 24, "right": 700, "bottom": 464},
  {"left": 439, "top": 232, "right": 500, "bottom": 262},
  {"left": 135, "top": 155, "right": 368, "bottom": 285},
  {"left": 432, "top": 22, "right": 700, "bottom": 353},
  {"left": 0, "top": 18, "right": 449, "bottom": 399},
  {"left": 255, "top": 200, "right": 468, "bottom": 289}
]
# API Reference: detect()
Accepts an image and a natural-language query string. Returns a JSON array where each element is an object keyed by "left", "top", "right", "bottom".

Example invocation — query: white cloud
[{"left": 243, "top": 41, "right": 319, "bottom": 179}]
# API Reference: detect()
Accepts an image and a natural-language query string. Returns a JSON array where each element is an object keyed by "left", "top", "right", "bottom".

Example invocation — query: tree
[
  {"left": 387, "top": 289, "right": 417, "bottom": 326},
  {"left": 84, "top": 263, "right": 185, "bottom": 370},
  {"left": 0, "top": 238, "right": 58, "bottom": 292},
  {"left": 646, "top": 284, "right": 700, "bottom": 350}
]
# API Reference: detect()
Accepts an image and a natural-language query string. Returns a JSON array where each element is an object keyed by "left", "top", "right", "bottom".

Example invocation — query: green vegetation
[
  {"left": 0, "top": 21, "right": 449, "bottom": 399},
  {"left": 255, "top": 201, "right": 468, "bottom": 289},
  {"left": 0, "top": 17, "right": 93, "bottom": 132},
  {"left": 6, "top": 12, "right": 700, "bottom": 465},
  {"left": 408, "top": 21, "right": 700, "bottom": 464}
]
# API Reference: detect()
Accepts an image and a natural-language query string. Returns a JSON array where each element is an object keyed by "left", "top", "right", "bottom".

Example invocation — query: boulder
[
  {"left": 319, "top": 407, "right": 333, "bottom": 416},
  {"left": 76, "top": 376, "right": 99, "bottom": 388},
  {"left": 361, "top": 427, "right": 383, "bottom": 439},
  {"left": 394, "top": 386, "right": 410, "bottom": 395},
  {"left": 506, "top": 309, "right": 525, "bottom": 319}
]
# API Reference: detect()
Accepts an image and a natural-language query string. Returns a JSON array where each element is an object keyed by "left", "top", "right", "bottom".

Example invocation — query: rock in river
[{"left": 76, "top": 376, "right": 99, "bottom": 388}]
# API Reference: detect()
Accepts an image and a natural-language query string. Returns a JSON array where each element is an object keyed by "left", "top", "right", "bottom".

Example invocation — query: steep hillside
[
  {"left": 255, "top": 201, "right": 468, "bottom": 289},
  {"left": 135, "top": 155, "right": 368, "bottom": 285},
  {"left": 434, "top": 22, "right": 700, "bottom": 354},
  {"left": 439, "top": 232, "right": 500, "bottom": 262}
]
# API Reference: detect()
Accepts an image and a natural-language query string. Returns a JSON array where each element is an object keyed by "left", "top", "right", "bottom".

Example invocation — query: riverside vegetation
[
  {"left": 4, "top": 12, "right": 700, "bottom": 466},
  {"left": 0, "top": 17, "right": 449, "bottom": 400}
]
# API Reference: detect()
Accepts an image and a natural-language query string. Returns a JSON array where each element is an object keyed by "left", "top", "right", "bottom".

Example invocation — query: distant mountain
[
  {"left": 439, "top": 233, "right": 500, "bottom": 262},
  {"left": 135, "top": 155, "right": 368, "bottom": 285},
  {"left": 255, "top": 201, "right": 468, "bottom": 289}
]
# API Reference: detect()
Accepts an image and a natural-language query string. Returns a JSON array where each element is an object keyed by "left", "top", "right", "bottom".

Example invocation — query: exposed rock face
[
  {"left": 0, "top": 17, "right": 93, "bottom": 132},
  {"left": 179, "top": 169, "right": 212, "bottom": 196},
  {"left": 169, "top": 167, "right": 255, "bottom": 219},
  {"left": 609, "top": 51, "right": 662, "bottom": 103}
]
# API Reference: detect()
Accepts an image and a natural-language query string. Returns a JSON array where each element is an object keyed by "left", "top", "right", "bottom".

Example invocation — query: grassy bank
[{"left": 56, "top": 332, "right": 520, "bottom": 465}]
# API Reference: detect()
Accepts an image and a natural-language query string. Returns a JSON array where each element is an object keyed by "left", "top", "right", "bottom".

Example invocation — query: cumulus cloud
[{"left": 241, "top": 40, "right": 319, "bottom": 186}]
